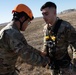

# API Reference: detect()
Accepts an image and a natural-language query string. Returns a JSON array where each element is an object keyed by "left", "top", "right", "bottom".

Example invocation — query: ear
[{"left": 20, "top": 16, "right": 25, "bottom": 22}]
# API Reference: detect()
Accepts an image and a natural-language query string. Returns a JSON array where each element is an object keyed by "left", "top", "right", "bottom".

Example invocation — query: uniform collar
[
  {"left": 47, "top": 17, "right": 60, "bottom": 31},
  {"left": 9, "top": 21, "right": 20, "bottom": 31},
  {"left": 51, "top": 17, "right": 60, "bottom": 30}
]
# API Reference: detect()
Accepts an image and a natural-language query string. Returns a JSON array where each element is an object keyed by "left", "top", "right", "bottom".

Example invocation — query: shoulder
[
  {"left": 43, "top": 24, "right": 48, "bottom": 33},
  {"left": 58, "top": 19, "right": 72, "bottom": 31},
  {"left": 61, "top": 20, "right": 72, "bottom": 28},
  {"left": 58, "top": 19, "right": 75, "bottom": 33},
  {"left": 2, "top": 23, "right": 24, "bottom": 40},
  {"left": 43, "top": 23, "right": 47, "bottom": 29}
]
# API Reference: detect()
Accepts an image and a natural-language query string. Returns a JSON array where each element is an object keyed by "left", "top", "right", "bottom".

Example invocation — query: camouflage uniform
[
  {"left": 0, "top": 21, "right": 49, "bottom": 75},
  {"left": 42, "top": 18, "right": 76, "bottom": 75}
]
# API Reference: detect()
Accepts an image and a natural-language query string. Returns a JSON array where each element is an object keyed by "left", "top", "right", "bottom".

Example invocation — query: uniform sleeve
[
  {"left": 66, "top": 23, "right": 76, "bottom": 66},
  {"left": 9, "top": 33, "right": 49, "bottom": 66},
  {"left": 66, "top": 24, "right": 76, "bottom": 50}
]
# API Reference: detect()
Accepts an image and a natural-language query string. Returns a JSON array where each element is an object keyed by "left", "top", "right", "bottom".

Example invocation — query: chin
[
  {"left": 23, "top": 29, "right": 25, "bottom": 31},
  {"left": 45, "top": 21, "right": 49, "bottom": 24},
  {"left": 46, "top": 22, "right": 49, "bottom": 24},
  {"left": 20, "top": 29, "right": 25, "bottom": 31}
]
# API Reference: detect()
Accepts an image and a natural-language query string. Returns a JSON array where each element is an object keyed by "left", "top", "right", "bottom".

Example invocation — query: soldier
[
  {"left": 40, "top": 1, "right": 76, "bottom": 75},
  {"left": 0, "top": 4, "right": 50, "bottom": 75}
]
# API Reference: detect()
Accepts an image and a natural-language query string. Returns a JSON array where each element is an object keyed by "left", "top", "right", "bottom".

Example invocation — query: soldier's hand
[
  {"left": 40, "top": 51, "right": 50, "bottom": 67},
  {"left": 41, "top": 52, "right": 51, "bottom": 62},
  {"left": 40, "top": 51, "right": 47, "bottom": 56},
  {"left": 42, "top": 56, "right": 50, "bottom": 67}
]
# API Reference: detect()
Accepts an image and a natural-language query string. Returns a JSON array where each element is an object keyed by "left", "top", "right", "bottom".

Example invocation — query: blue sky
[{"left": 0, "top": 0, "right": 76, "bottom": 24}]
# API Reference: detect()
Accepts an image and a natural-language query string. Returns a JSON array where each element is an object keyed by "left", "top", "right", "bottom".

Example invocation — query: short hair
[{"left": 40, "top": 1, "right": 57, "bottom": 11}]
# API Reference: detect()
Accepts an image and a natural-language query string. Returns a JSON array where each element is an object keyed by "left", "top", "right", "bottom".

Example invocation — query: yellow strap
[{"left": 45, "top": 36, "right": 56, "bottom": 41}]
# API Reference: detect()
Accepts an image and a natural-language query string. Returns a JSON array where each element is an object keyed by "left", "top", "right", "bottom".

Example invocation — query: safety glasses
[{"left": 28, "top": 21, "right": 31, "bottom": 25}]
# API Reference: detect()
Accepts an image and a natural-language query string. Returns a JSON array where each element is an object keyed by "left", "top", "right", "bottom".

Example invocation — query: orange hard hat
[{"left": 12, "top": 4, "right": 34, "bottom": 20}]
